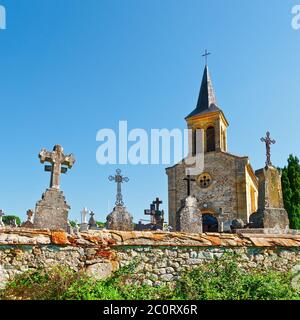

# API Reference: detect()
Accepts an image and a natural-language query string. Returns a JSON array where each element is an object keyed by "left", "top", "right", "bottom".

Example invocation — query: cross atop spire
[
  {"left": 186, "top": 64, "right": 219, "bottom": 119},
  {"left": 202, "top": 49, "right": 211, "bottom": 65}
]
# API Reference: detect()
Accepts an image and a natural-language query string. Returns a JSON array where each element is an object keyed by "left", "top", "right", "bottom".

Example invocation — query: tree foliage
[{"left": 282, "top": 155, "right": 300, "bottom": 229}]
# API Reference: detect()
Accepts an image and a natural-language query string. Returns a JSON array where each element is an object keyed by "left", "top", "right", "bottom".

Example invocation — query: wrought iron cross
[
  {"left": 108, "top": 169, "right": 129, "bottom": 206},
  {"left": 39, "top": 144, "right": 75, "bottom": 189},
  {"left": 152, "top": 197, "right": 162, "bottom": 212},
  {"left": 261, "top": 131, "right": 276, "bottom": 167},
  {"left": 202, "top": 49, "right": 211, "bottom": 65},
  {"left": 144, "top": 203, "right": 156, "bottom": 224},
  {"left": 183, "top": 175, "right": 196, "bottom": 196}
]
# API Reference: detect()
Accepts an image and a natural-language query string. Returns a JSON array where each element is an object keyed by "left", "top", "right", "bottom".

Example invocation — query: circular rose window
[{"left": 197, "top": 173, "right": 212, "bottom": 188}]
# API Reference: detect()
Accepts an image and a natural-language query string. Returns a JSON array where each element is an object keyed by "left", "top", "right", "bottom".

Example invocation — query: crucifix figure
[
  {"left": 183, "top": 175, "right": 196, "bottom": 196},
  {"left": 108, "top": 169, "right": 129, "bottom": 206},
  {"left": 202, "top": 49, "right": 211, "bottom": 65},
  {"left": 39, "top": 145, "right": 75, "bottom": 189},
  {"left": 261, "top": 131, "right": 276, "bottom": 167}
]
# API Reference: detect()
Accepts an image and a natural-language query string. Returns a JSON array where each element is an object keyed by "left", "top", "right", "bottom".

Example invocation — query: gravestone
[
  {"left": 179, "top": 196, "right": 202, "bottom": 233},
  {"left": 106, "top": 169, "right": 133, "bottom": 231},
  {"left": 33, "top": 144, "right": 75, "bottom": 231},
  {"left": 139, "top": 197, "right": 164, "bottom": 230},
  {"left": 250, "top": 165, "right": 289, "bottom": 229},
  {"left": 106, "top": 205, "right": 133, "bottom": 231},
  {"left": 88, "top": 211, "right": 98, "bottom": 230}
]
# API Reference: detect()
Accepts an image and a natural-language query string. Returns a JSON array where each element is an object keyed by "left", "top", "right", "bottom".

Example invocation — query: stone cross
[
  {"left": 108, "top": 169, "right": 129, "bottom": 206},
  {"left": 183, "top": 175, "right": 196, "bottom": 197},
  {"left": 81, "top": 207, "right": 89, "bottom": 224},
  {"left": 261, "top": 131, "right": 276, "bottom": 167},
  {"left": 39, "top": 144, "right": 75, "bottom": 189}
]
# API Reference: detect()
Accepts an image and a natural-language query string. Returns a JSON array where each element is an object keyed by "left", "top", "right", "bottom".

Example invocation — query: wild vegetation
[
  {"left": 1, "top": 254, "right": 299, "bottom": 300},
  {"left": 282, "top": 154, "right": 300, "bottom": 229}
]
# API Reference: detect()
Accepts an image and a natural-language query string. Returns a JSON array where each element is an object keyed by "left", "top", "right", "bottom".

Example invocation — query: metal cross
[
  {"left": 39, "top": 144, "right": 75, "bottom": 189},
  {"left": 261, "top": 131, "right": 276, "bottom": 167},
  {"left": 144, "top": 203, "right": 156, "bottom": 224},
  {"left": 152, "top": 197, "right": 162, "bottom": 212},
  {"left": 183, "top": 175, "right": 196, "bottom": 196},
  {"left": 202, "top": 49, "right": 211, "bottom": 65},
  {"left": 108, "top": 169, "right": 129, "bottom": 206}
]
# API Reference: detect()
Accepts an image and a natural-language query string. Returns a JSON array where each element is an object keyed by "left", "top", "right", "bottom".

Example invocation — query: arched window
[{"left": 206, "top": 126, "right": 215, "bottom": 152}]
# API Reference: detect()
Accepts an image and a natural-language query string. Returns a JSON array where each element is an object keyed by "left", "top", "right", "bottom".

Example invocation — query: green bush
[
  {"left": 176, "top": 254, "right": 300, "bottom": 300},
  {"left": 1, "top": 254, "right": 299, "bottom": 300}
]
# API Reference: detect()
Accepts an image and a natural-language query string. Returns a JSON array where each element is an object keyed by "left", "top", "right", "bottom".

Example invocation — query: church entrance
[{"left": 202, "top": 214, "right": 218, "bottom": 232}]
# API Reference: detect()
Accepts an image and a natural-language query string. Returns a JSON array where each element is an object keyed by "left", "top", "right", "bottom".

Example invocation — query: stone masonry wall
[{"left": 0, "top": 228, "right": 300, "bottom": 288}]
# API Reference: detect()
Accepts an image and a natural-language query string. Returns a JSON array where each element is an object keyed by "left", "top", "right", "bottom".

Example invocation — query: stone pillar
[
  {"left": 179, "top": 196, "right": 202, "bottom": 233},
  {"left": 250, "top": 166, "right": 289, "bottom": 230},
  {"left": 33, "top": 188, "right": 70, "bottom": 231},
  {"left": 106, "top": 205, "right": 133, "bottom": 231}
]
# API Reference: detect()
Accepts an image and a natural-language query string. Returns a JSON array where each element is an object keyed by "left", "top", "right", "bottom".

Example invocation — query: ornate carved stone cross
[
  {"left": 261, "top": 131, "right": 276, "bottom": 167},
  {"left": 39, "top": 144, "right": 75, "bottom": 189},
  {"left": 183, "top": 175, "right": 196, "bottom": 196},
  {"left": 108, "top": 169, "right": 129, "bottom": 206}
]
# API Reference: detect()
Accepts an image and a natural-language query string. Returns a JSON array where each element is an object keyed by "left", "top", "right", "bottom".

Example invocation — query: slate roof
[{"left": 186, "top": 65, "right": 221, "bottom": 119}]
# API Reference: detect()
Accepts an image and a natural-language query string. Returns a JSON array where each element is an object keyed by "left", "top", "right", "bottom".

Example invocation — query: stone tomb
[
  {"left": 179, "top": 196, "right": 203, "bottom": 233},
  {"left": 106, "top": 205, "right": 133, "bottom": 231},
  {"left": 250, "top": 165, "right": 289, "bottom": 230},
  {"left": 33, "top": 145, "right": 75, "bottom": 231}
]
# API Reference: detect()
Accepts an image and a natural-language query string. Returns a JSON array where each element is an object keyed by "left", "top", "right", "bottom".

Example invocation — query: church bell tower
[{"left": 186, "top": 64, "right": 229, "bottom": 155}]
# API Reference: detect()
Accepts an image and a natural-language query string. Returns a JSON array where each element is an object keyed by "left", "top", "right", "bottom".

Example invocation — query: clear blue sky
[{"left": 0, "top": 0, "right": 299, "bottom": 223}]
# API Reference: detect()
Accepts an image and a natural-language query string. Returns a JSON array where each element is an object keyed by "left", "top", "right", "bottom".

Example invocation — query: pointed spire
[{"left": 186, "top": 65, "right": 220, "bottom": 119}]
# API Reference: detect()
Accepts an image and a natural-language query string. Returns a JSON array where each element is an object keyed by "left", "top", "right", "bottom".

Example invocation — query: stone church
[{"left": 166, "top": 65, "right": 259, "bottom": 232}]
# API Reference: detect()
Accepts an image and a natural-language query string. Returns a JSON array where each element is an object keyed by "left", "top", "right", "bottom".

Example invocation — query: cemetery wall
[{"left": 0, "top": 228, "right": 300, "bottom": 288}]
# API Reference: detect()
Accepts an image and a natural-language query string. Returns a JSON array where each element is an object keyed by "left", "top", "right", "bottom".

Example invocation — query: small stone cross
[
  {"left": 261, "top": 131, "right": 276, "bottom": 167},
  {"left": 39, "top": 144, "right": 75, "bottom": 189}
]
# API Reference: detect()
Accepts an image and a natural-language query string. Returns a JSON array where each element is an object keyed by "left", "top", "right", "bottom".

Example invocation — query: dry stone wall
[{"left": 0, "top": 228, "right": 300, "bottom": 288}]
